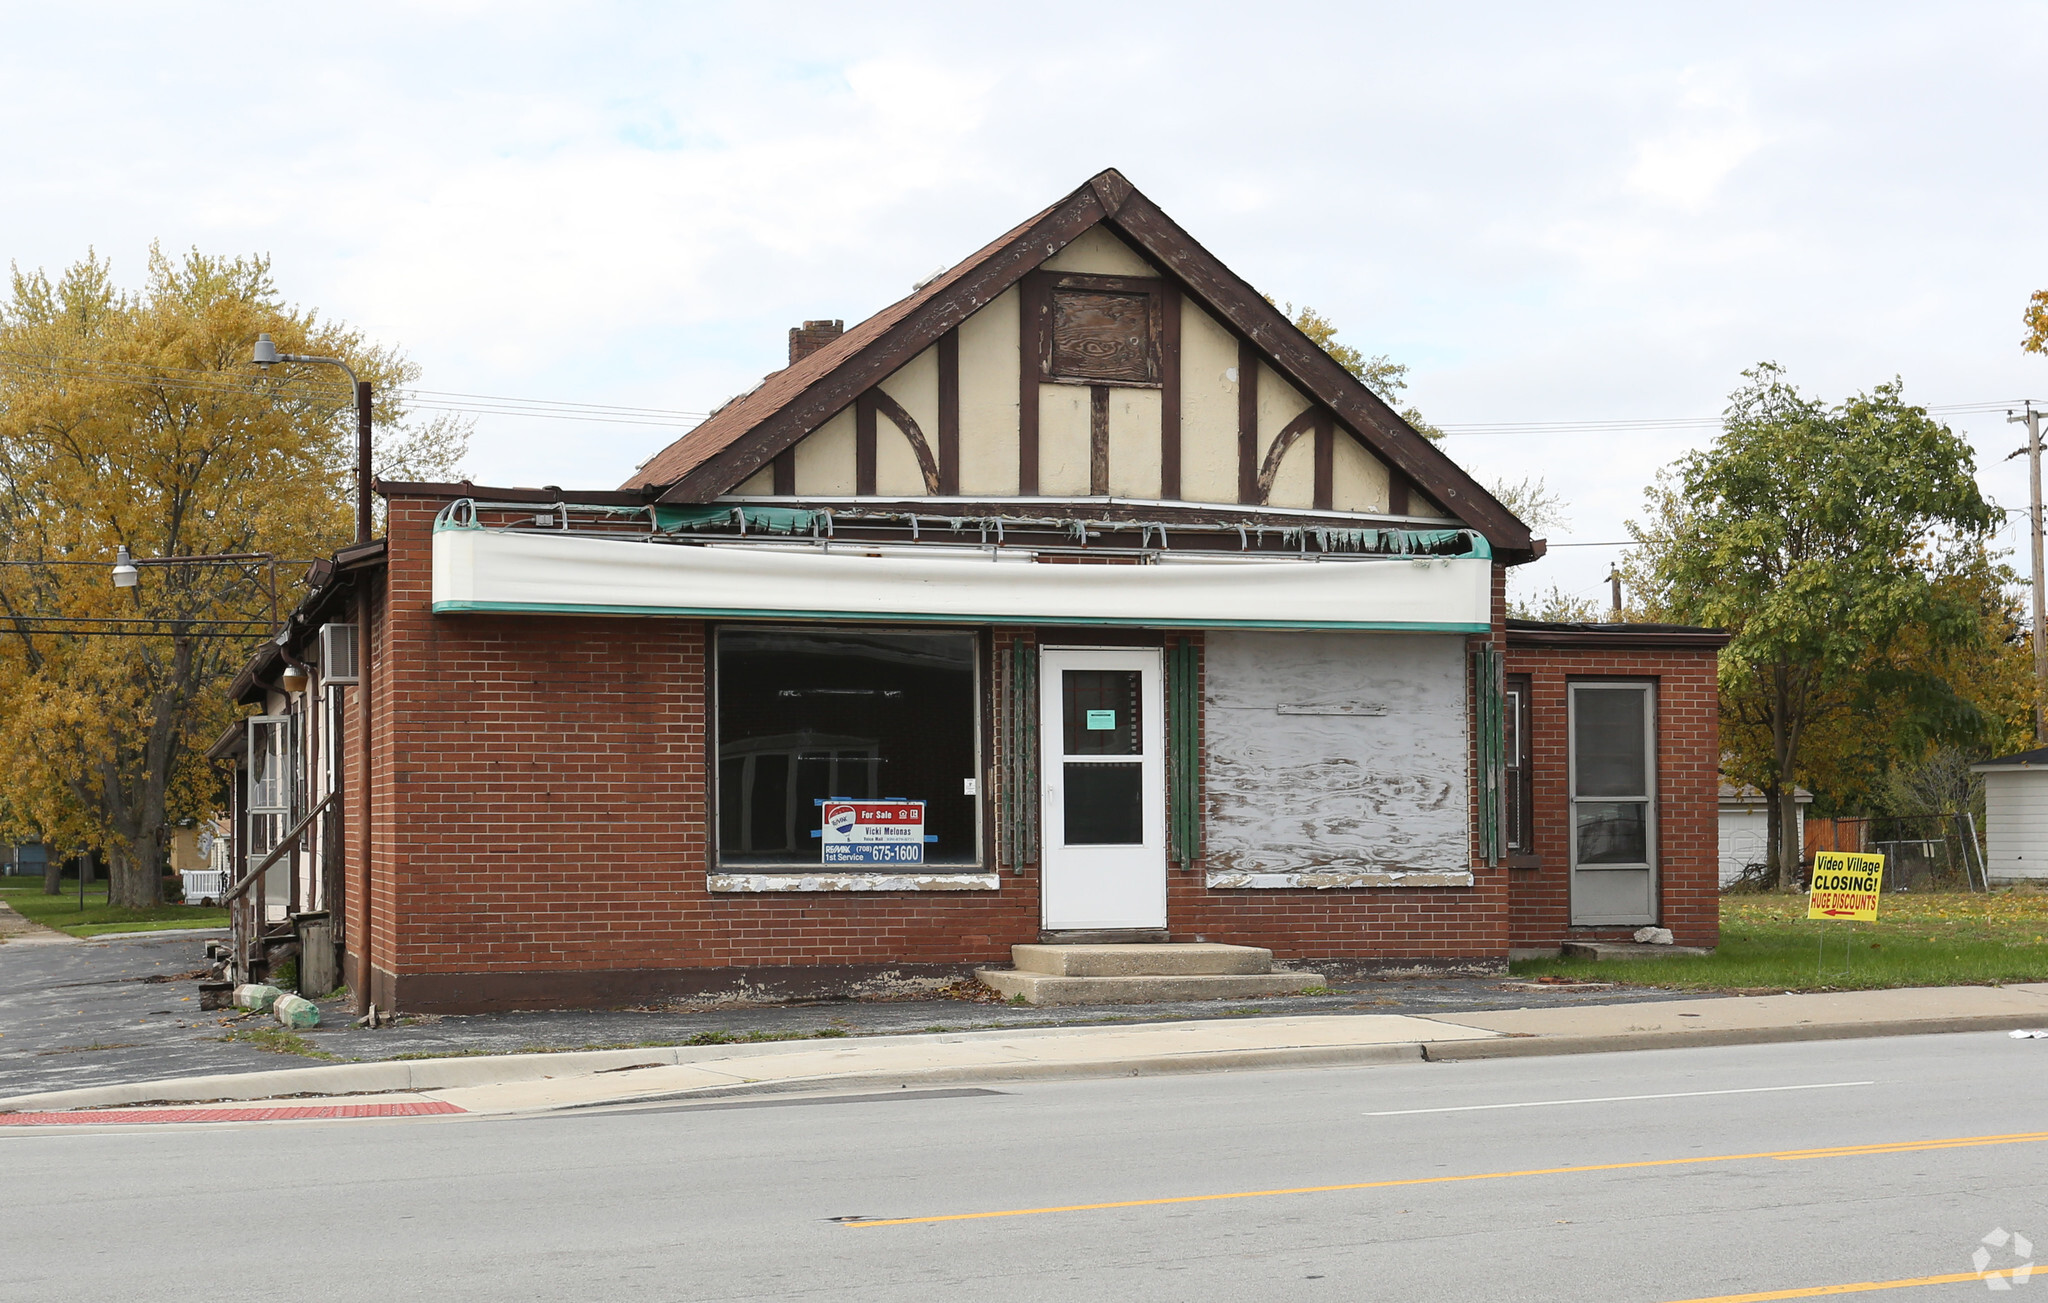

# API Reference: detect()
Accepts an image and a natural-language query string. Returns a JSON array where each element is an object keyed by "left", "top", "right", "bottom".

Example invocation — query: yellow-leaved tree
[{"left": 0, "top": 247, "right": 464, "bottom": 906}]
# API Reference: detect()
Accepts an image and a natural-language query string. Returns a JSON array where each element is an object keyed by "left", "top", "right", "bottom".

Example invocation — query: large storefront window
[{"left": 715, "top": 628, "right": 980, "bottom": 867}]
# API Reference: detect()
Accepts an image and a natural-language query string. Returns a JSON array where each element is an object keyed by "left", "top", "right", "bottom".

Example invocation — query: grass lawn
[
  {"left": 0, "top": 876, "right": 229, "bottom": 938},
  {"left": 1512, "top": 889, "right": 2048, "bottom": 992}
]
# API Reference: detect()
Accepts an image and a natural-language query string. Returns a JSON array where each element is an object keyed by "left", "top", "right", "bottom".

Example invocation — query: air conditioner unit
[{"left": 318, "top": 623, "right": 359, "bottom": 684}]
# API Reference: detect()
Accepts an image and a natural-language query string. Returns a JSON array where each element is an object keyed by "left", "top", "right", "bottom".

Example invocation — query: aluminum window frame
[
  {"left": 1504, "top": 674, "right": 1533, "bottom": 855},
  {"left": 710, "top": 623, "right": 986, "bottom": 872}
]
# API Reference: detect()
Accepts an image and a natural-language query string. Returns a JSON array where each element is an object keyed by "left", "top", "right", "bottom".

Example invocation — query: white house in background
[
  {"left": 1717, "top": 781, "right": 1812, "bottom": 887},
  {"left": 1969, "top": 748, "right": 2048, "bottom": 884}
]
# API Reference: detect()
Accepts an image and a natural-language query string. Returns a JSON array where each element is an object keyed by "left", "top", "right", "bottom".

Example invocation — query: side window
[
  {"left": 1504, "top": 675, "right": 1532, "bottom": 855},
  {"left": 245, "top": 715, "right": 291, "bottom": 877}
]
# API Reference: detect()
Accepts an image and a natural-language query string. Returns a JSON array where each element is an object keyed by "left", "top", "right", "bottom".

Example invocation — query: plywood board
[{"left": 1204, "top": 631, "right": 1471, "bottom": 874}]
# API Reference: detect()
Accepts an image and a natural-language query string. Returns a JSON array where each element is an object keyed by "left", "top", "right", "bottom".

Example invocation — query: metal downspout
[{"left": 354, "top": 584, "right": 373, "bottom": 1016}]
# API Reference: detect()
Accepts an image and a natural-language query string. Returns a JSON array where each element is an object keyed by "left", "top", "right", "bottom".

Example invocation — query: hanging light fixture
[{"left": 111, "top": 545, "right": 139, "bottom": 589}]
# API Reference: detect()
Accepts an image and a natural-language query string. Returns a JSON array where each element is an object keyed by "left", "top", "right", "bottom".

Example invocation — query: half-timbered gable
[{"left": 631, "top": 170, "right": 1519, "bottom": 552}]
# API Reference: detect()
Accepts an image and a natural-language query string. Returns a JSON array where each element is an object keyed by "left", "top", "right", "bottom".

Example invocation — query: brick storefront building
[{"left": 219, "top": 170, "right": 1726, "bottom": 1012}]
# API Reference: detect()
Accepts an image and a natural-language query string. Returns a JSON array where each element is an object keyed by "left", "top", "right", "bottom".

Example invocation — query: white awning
[{"left": 431, "top": 526, "right": 1492, "bottom": 632}]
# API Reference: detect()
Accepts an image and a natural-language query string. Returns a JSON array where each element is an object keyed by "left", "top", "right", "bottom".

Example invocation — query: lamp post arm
[
  {"left": 275, "top": 353, "right": 360, "bottom": 390},
  {"left": 270, "top": 352, "right": 373, "bottom": 545}
]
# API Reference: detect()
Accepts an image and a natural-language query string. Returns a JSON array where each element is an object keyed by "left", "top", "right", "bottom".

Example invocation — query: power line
[
  {"left": 2, "top": 349, "right": 2031, "bottom": 442},
  {"left": 0, "top": 352, "right": 710, "bottom": 431},
  {"left": 1435, "top": 400, "right": 2027, "bottom": 439}
]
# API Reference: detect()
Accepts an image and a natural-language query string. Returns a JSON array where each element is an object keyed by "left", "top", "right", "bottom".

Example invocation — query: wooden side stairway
[{"left": 974, "top": 943, "right": 1325, "bottom": 1006}]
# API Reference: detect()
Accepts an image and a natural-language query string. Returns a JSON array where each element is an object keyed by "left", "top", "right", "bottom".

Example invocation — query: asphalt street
[
  {"left": 5, "top": 1032, "right": 2045, "bottom": 1302},
  {"left": 0, "top": 928, "right": 1704, "bottom": 1097}
]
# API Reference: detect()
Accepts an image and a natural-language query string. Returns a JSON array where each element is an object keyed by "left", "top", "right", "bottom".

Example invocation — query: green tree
[
  {"left": 0, "top": 247, "right": 464, "bottom": 907},
  {"left": 1510, "top": 583, "right": 1603, "bottom": 622},
  {"left": 1624, "top": 364, "right": 1999, "bottom": 888}
]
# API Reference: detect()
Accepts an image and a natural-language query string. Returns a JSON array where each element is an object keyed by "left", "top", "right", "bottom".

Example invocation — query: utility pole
[
  {"left": 2010, "top": 402, "right": 2048, "bottom": 745},
  {"left": 1608, "top": 564, "right": 1623, "bottom": 621}
]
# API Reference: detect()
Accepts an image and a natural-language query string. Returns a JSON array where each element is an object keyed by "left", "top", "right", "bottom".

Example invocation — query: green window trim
[
  {"left": 1168, "top": 636, "right": 1203, "bottom": 871},
  {"left": 1473, "top": 646, "right": 1506, "bottom": 868}
]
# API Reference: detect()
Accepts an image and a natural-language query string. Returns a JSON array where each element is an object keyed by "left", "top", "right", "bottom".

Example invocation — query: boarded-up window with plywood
[{"left": 1037, "top": 274, "right": 1164, "bottom": 388}]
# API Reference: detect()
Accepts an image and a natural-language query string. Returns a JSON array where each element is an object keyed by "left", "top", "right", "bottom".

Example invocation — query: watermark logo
[{"left": 1974, "top": 1228, "right": 2035, "bottom": 1290}]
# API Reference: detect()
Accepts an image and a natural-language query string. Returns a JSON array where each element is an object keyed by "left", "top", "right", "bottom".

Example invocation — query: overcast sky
[{"left": 6, "top": 2, "right": 2047, "bottom": 603}]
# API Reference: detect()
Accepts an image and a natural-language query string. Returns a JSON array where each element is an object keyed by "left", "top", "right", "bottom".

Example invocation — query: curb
[
  {"left": 546, "top": 1043, "right": 1432, "bottom": 1111},
  {"left": 0, "top": 1042, "right": 799, "bottom": 1113},
  {"left": 1417, "top": 1013, "right": 2048, "bottom": 1061},
  {"left": 4, "top": 1012, "right": 2042, "bottom": 1116},
  {"left": 0, "top": 1040, "right": 1432, "bottom": 1114}
]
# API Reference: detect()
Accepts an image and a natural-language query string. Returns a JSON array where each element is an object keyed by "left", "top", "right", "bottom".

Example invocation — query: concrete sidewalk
[
  {"left": 5, "top": 982, "right": 2046, "bottom": 1120},
  {"left": 0, "top": 900, "right": 75, "bottom": 946}
]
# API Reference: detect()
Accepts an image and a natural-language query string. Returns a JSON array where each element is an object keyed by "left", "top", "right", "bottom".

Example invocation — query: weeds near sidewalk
[
  {"left": 380, "top": 1027, "right": 855, "bottom": 1062},
  {"left": 217, "top": 1028, "right": 342, "bottom": 1061},
  {"left": 1514, "top": 890, "right": 2048, "bottom": 992}
]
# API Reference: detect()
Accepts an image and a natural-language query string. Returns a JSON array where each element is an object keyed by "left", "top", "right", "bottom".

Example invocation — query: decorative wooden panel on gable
[
  {"left": 1034, "top": 273, "right": 1168, "bottom": 389},
  {"left": 1050, "top": 290, "right": 1154, "bottom": 385}
]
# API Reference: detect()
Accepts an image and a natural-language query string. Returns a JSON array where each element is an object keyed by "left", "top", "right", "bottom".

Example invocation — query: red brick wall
[
  {"left": 348, "top": 511, "right": 1590, "bottom": 1009},
  {"left": 359, "top": 496, "right": 1045, "bottom": 1008},
  {"left": 1504, "top": 641, "right": 1722, "bottom": 950}
]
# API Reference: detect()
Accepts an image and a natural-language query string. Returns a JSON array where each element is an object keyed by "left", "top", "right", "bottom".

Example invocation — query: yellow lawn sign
[{"left": 1808, "top": 851, "right": 1885, "bottom": 922}]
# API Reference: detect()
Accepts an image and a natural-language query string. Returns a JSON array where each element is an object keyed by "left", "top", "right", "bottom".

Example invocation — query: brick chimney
[{"left": 788, "top": 319, "right": 844, "bottom": 366}]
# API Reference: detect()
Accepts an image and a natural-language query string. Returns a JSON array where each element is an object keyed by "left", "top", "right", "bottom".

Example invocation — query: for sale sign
[
  {"left": 1807, "top": 851, "right": 1885, "bottom": 921},
  {"left": 822, "top": 801, "right": 926, "bottom": 866}
]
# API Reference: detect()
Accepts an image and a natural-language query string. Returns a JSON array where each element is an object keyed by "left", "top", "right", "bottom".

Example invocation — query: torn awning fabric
[{"left": 430, "top": 524, "right": 1492, "bottom": 632}]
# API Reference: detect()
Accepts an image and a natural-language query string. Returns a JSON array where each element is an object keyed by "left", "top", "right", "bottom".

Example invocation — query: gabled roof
[
  {"left": 1972, "top": 747, "right": 2048, "bottom": 771},
  {"left": 625, "top": 168, "right": 1534, "bottom": 554}
]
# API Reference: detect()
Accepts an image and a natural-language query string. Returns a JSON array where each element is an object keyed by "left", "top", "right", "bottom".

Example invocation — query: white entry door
[{"left": 1039, "top": 648, "right": 1167, "bottom": 930}]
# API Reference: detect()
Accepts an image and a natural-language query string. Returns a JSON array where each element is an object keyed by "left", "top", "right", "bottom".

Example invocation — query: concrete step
[
  {"left": 974, "top": 968, "right": 1328, "bottom": 1007},
  {"left": 1010, "top": 943, "right": 1276, "bottom": 978},
  {"left": 1561, "top": 941, "right": 1714, "bottom": 961}
]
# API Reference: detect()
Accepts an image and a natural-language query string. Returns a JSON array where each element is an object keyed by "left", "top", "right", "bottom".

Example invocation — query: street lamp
[
  {"left": 104, "top": 549, "right": 282, "bottom": 625},
  {"left": 251, "top": 333, "right": 374, "bottom": 545}
]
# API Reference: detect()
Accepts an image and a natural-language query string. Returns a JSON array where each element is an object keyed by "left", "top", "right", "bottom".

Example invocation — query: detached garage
[{"left": 1970, "top": 748, "right": 2048, "bottom": 885}]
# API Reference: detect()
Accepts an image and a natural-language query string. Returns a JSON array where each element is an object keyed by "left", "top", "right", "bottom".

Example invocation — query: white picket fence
[{"left": 181, "top": 870, "right": 228, "bottom": 906}]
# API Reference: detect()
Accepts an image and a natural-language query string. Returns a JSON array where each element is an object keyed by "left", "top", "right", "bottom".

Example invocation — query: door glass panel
[
  {"left": 1573, "top": 688, "right": 1646, "bottom": 797},
  {"left": 1575, "top": 801, "right": 1648, "bottom": 864},
  {"left": 1064, "top": 762, "right": 1143, "bottom": 844},
  {"left": 1063, "top": 671, "right": 1141, "bottom": 755}
]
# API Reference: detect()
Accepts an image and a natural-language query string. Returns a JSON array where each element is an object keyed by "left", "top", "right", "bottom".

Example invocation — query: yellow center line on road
[
  {"left": 1664, "top": 1266, "right": 2020, "bottom": 1301},
  {"left": 843, "top": 1130, "right": 2048, "bottom": 1228}
]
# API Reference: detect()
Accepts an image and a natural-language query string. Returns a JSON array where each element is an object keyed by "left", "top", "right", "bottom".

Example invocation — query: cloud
[
  {"left": 1625, "top": 71, "right": 1770, "bottom": 209},
  {"left": 3, "top": 1, "right": 2047, "bottom": 603}
]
